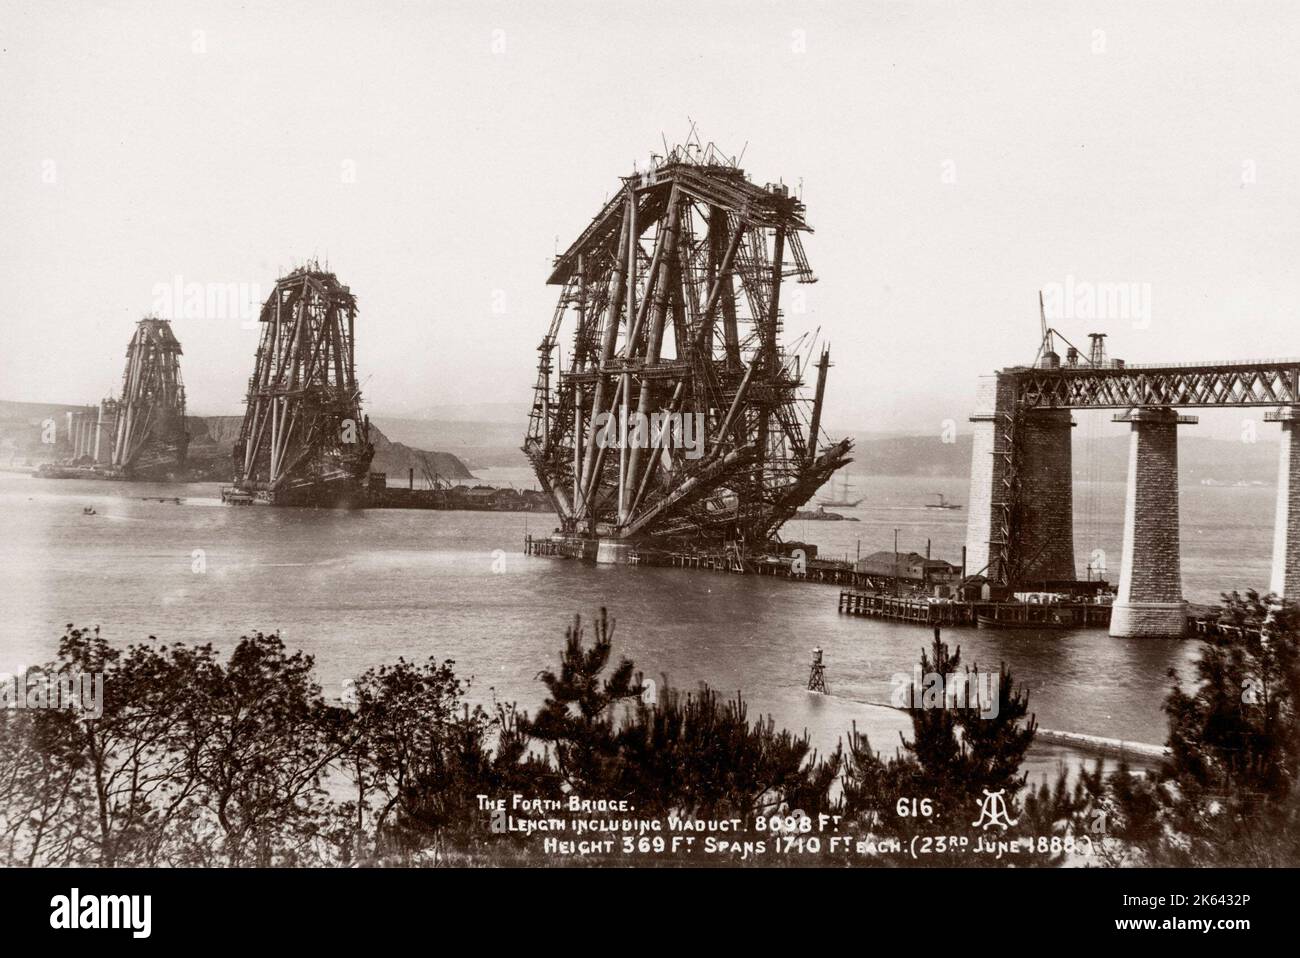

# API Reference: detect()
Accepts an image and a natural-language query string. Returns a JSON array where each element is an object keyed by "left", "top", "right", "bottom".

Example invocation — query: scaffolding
[
  {"left": 523, "top": 143, "right": 852, "bottom": 550},
  {"left": 106, "top": 318, "right": 189, "bottom": 478},
  {"left": 229, "top": 266, "right": 373, "bottom": 506}
]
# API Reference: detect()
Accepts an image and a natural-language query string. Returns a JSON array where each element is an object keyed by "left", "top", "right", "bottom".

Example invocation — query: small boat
[
  {"left": 977, "top": 613, "right": 1073, "bottom": 630},
  {"left": 925, "top": 493, "right": 962, "bottom": 510},
  {"left": 82, "top": 507, "right": 96, "bottom": 516}
]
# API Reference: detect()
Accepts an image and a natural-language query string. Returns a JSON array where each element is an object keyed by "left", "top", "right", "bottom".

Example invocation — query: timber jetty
[{"left": 837, "top": 590, "right": 1113, "bottom": 629}]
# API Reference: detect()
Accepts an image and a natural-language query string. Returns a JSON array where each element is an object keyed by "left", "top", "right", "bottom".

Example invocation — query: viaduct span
[{"left": 964, "top": 343, "right": 1300, "bottom": 637}]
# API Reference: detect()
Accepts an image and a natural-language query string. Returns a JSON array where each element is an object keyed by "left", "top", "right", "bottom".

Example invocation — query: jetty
[{"left": 837, "top": 589, "right": 1113, "bottom": 629}]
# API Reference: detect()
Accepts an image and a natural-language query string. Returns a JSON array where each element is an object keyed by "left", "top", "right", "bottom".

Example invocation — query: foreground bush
[
  {"left": 1103, "top": 590, "right": 1300, "bottom": 865},
  {"left": 0, "top": 612, "right": 842, "bottom": 866},
  {"left": 2, "top": 596, "right": 1296, "bottom": 866}
]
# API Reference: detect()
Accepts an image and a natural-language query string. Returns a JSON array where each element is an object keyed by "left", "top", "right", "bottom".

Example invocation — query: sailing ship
[{"left": 818, "top": 475, "right": 862, "bottom": 508}]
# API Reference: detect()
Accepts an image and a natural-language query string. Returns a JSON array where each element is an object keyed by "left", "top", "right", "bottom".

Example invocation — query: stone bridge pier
[
  {"left": 964, "top": 374, "right": 1076, "bottom": 585},
  {"left": 1016, "top": 408, "right": 1077, "bottom": 583},
  {"left": 1267, "top": 407, "right": 1300, "bottom": 599},
  {"left": 964, "top": 355, "right": 1300, "bottom": 633},
  {"left": 1109, "top": 407, "right": 1197, "bottom": 638}
]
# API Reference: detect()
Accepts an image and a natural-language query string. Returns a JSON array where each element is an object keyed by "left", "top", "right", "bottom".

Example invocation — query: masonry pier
[
  {"left": 1018, "top": 409, "right": 1076, "bottom": 581},
  {"left": 965, "top": 377, "right": 1077, "bottom": 586},
  {"left": 1108, "top": 408, "right": 1195, "bottom": 638},
  {"left": 960, "top": 335, "right": 1300, "bottom": 636},
  {"left": 1268, "top": 406, "right": 1300, "bottom": 598}
]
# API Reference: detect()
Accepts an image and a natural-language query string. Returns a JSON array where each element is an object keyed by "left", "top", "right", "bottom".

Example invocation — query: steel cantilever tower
[
  {"left": 105, "top": 318, "right": 189, "bottom": 478},
  {"left": 230, "top": 266, "right": 374, "bottom": 506},
  {"left": 523, "top": 144, "right": 852, "bottom": 554}
]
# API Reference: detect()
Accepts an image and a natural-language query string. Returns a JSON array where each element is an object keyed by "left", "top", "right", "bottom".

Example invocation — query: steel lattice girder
[
  {"left": 524, "top": 152, "right": 851, "bottom": 546},
  {"left": 110, "top": 318, "right": 188, "bottom": 473},
  {"left": 233, "top": 267, "right": 373, "bottom": 500},
  {"left": 1012, "top": 361, "right": 1300, "bottom": 408}
]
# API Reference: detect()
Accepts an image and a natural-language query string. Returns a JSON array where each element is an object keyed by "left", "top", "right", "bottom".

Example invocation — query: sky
[{"left": 2, "top": 0, "right": 1298, "bottom": 441}]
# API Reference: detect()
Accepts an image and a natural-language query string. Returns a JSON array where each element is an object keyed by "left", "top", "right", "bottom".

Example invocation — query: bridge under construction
[
  {"left": 226, "top": 266, "right": 373, "bottom": 506},
  {"left": 523, "top": 142, "right": 851, "bottom": 560},
  {"left": 965, "top": 320, "right": 1300, "bottom": 637},
  {"left": 44, "top": 318, "right": 189, "bottom": 480}
]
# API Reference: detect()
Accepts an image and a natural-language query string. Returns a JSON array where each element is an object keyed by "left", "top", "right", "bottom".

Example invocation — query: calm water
[{"left": 0, "top": 471, "right": 1276, "bottom": 783}]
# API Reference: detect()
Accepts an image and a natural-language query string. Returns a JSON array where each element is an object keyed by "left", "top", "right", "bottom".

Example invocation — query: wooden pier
[
  {"left": 837, "top": 589, "right": 1113, "bottom": 629},
  {"left": 837, "top": 591, "right": 969, "bottom": 625},
  {"left": 523, "top": 534, "right": 596, "bottom": 560},
  {"left": 1186, "top": 614, "right": 1261, "bottom": 640},
  {"left": 522, "top": 535, "right": 1118, "bottom": 631},
  {"left": 642, "top": 548, "right": 865, "bottom": 583}
]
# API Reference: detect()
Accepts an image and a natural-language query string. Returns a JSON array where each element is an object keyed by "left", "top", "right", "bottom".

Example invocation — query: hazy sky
[{"left": 3, "top": 0, "right": 1298, "bottom": 440}]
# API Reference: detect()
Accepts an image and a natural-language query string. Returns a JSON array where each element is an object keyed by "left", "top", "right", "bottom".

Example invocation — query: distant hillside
[
  {"left": 843, "top": 432, "right": 972, "bottom": 479},
  {"left": 188, "top": 415, "right": 244, "bottom": 448},
  {"left": 843, "top": 431, "right": 1279, "bottom": 484},
  {"left": 381, "top": 402, "right": 531, "bottom": 425},
  {"left": 369, "top": 429, "right": 474, "bottom": 482},
  {"left": 0, "top": 399, "right": 104, "bottom": 463},
  {"left": 166, "top": 415, "right": 476, "bottom": 482},
  {"left": 367, "top": 416, "right": 1286, "bottom": 485},
  {"left": 18, "top": 389, "right": 1261, "bottom": 486},
  {"left": 371, "top": 415, "right": 526, "bottom": 470},
  {"left": 0, "top": 400, "right": 474, "bottom": 481}
]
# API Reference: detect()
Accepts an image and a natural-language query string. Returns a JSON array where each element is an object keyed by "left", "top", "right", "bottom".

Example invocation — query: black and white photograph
[{"left": 0, "top": 0, "right": 1294, "bottom": 941}]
